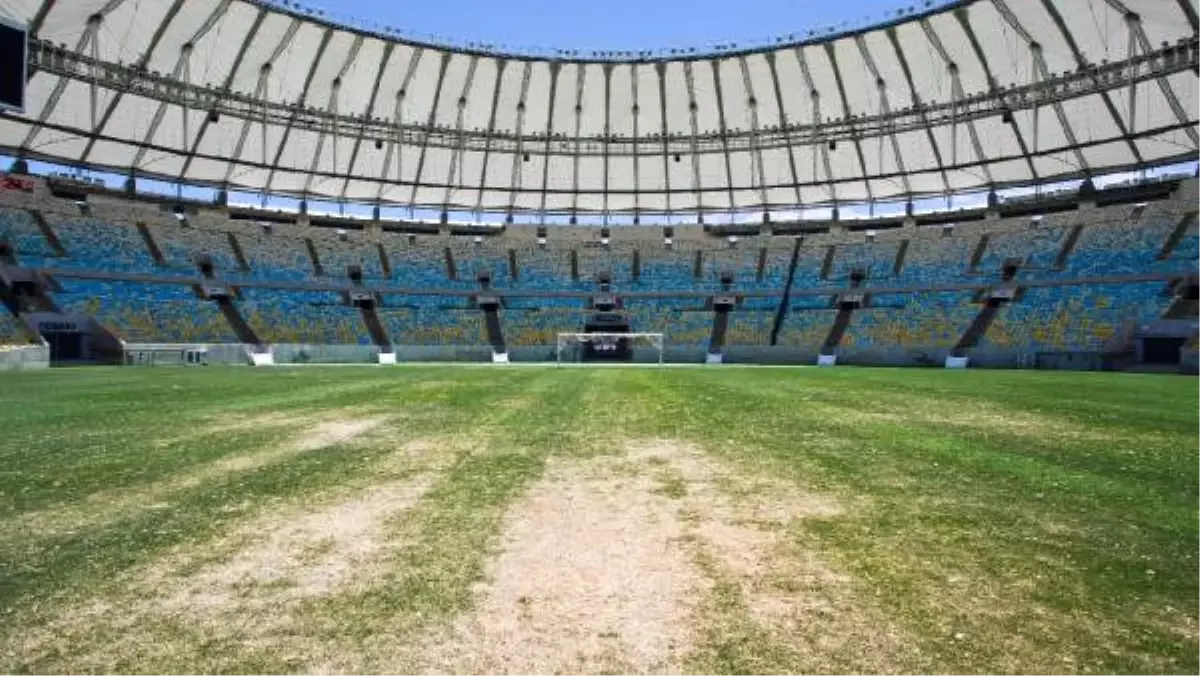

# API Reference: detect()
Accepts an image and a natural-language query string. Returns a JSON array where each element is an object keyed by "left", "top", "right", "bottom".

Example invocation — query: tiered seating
[
  {"left": 978, "top": 223, "right": 1067, "bottom": 272},
  {"left": 726, "top": 310, "right": 775, "bottom": 346},
  {"left": 241, "top": 289, "right": 368, "bottom": 344},
  {"left": 830, "top": 241, "right": 901, "bottom": 282},
  {"left": 234, "top": 231, "right": 315, "bottom": 282},
  {"left": 844, "top": 292, "right": 978, "bottom": 349},
  {"left": 776, "top": 309, "right": 837, "bottom": 348},
  {"left": 151, "top": 222, "right": 242, "bottom": 276},
  {"left": 503, "top": 303, "right": 591, "bottom": 347},
  {"left": 894, "top": 233, "right": 974, "bottom": 284},
  {"left": 55, "top": 280, "right": 236, "bottom": 343},
  {"left": 380, "top": 305, "right": 487, "bottom": 346},
  {"left": 1063, "top": 208, "right": 1189, "bottom": 277},
  {"left": 576, "top": 242, "right": 635, "bottom": 287},
  {"left": 449, "top": 238, "right": 511, "bottom": 288},
  {"left": 638, "top": 245, "right": 698, "bottom": 292},
  {"left": 312, "top": 235, "right": 385, "bottom": 280},
  {"left": 701, "top": 239, "right": 789, "bottom": 291},
  {"left": 789, "top": 246, "right": 832, "bottom": 288},
  {"left": 0, "top": 309, "right": 32, "bottom": 345},
  {"left": 982, "top": 282, "right": 1172, "bottom": 352},
  {"left": 623, "top": 299, "right": 710, "bottom": 347},
  {"left": 43, "top": 215, "right": 160, "bottom": 274},
  {"left": 514, "top": 244, "right": 582, "bottom": 292},
  {"left": 0, "top": 208, "right": 56, "bottom": 262},
  {"left": 381, "top": 235, "right": 464, "bottom": 289}
]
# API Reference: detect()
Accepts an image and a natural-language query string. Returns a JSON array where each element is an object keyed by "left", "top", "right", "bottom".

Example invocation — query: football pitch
[{"left": 0, "top": 366, "right": 1195, "bottom": 674}]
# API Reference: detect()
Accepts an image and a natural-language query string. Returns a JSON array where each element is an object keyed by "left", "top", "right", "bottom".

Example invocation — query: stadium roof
[{"left": 0, "top": 0, "right": 1196, "bottom": 215}]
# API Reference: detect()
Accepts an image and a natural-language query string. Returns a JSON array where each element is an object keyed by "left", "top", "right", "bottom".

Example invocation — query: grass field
[{"left": 0, "top": 366, "right": 1196, "bottom": 674}]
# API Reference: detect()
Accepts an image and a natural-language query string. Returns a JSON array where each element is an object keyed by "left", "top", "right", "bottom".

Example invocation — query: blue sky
[{"left": 314, "top": 0, "right": 928, "bottom": 53}]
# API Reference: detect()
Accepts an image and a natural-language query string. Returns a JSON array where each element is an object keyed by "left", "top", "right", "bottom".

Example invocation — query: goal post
[{"left": 556, "top": 332, "right": 665, "bottom": 365}]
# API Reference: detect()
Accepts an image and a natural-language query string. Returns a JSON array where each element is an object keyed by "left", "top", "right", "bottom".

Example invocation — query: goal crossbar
[{"left": 555, "top": 332, "right": 664, "bottom": 365}]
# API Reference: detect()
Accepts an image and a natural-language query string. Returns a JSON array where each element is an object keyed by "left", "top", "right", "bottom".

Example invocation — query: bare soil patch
[
  {"left": 157, "top": 473, "right": 436, "bottom": 613},
  {"left": 418, "top": 455, "right": 706, "bottom": 675}
]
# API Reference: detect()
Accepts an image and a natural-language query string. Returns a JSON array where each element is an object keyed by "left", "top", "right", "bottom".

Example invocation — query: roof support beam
[
  {"left": 884, "top": 28, "right": 952, "bottom": 198},
  {"left": 375, "top": 48, "right": 425, "bottom": 203},
  {"left": 19, "top": 0, "right": 127, "bottom": 152},
  {"left": 405, "top": 51, "right": 453, "bottom": 205},
  {"left": 853, "top": 34, "right": 911, "bottom": 196},
  {"left": 918, "top": 18, "right": 995, "bottom": 186},
  {"left": 25, "top": 0, "right": 59, "bottom": 81},
  {"left": 505, "top": 61, "right": 533, "bottom": 215},
  {"left": 592, "top": 64, "right": 607, "bottom": 217},
  {"left": 536, "top": 61, "right": 563, "bottom": 218},
  {"left": 130, "top": 0, "right": 232, "bottom": 171},
  {"left": 762, "top": 52, "right": 803, "bottom": 207},
  {"left": 736, "top": 56, "right": 769, "bottom": 209},
  {"left": 793, "top": 47, "right": 838, "bottom": 204},
  {"left": 991, "top": 0, "right": 1090, "bottom": 174},
  {"left": 1098, "top": 0, "right": 1198, "bottom": 147},
  {"left": 338, "top": 42, "right": 396, "bottom": 202},
  {"left": 953, "top": 6, "right": 1039, "bottom": 182},
  {"left": 629, "top": 64, "right": 641, "bottom": 218},
  {"left": 246, "top": 22, "right": 329, "bottom": 192},
  {"left": 682, "top": 62, "right": 704, "bottom": 214},
  {"left": 709, "top": 60, "right": 737, "bottom": 212},
  {"left": 822, "top": 43, "right": 875, "bottom": 204},
  {"left": 79, "top": 0, "right": 187, "bottom": 164},
  {"left": 177, "top": 7, "right": 271, "bottom": 181},
  {"left": 302, "top": 35, "right": 364, "bottom": 196},
  {"left": 442, "top": 56, "right": 480, "bottom": 209},
  {"left": 472, "top": 59, "right": 508, "bottom": 213},
  {"left": 655, "top": 62, "right": 672, "bottom": 215},
  {"left": 1176, "top": 0, "right": 1199, "bottom": 31}
]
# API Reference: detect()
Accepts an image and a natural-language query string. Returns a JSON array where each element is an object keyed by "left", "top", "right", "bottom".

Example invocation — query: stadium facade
[{"left": 0, "top": 0, "right": 1196, "bottom": 370}]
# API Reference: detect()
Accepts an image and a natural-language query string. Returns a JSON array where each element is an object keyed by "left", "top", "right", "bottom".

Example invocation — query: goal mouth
[{"left": 555, "top": 332, "right": 665, "bottom": 365}]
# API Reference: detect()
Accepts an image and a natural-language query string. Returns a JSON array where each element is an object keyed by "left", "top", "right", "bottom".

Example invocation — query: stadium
[{"left": 0, "top": 0, "right": 1196, "bottom": 672}]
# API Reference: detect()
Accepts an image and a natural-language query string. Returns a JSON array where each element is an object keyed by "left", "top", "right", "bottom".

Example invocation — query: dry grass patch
[
  {"left": 416, "top": 454, "right": 707, "bottom": 675},
  {"left": 4, "top": 414, "right": 390, "bottom": 539},
  {"left": 624, "top": 439, "right": 916, "bottom": 673},
  {"left": 155, "top": 473, "right": 437, "bottom": 613}
]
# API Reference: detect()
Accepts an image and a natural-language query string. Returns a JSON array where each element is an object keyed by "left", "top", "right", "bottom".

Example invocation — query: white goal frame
[{"left": 556, "top": 332, "right": 665, "bottom": 365}]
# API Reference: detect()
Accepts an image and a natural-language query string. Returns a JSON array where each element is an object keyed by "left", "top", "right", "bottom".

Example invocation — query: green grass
[{"left": 0, "top": 365, "right": 1195, "bottom": 674}]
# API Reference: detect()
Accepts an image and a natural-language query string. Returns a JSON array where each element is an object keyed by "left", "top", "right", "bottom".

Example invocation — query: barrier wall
[{"left": 0, "top": 345, "right": 51, "bottom": 370}]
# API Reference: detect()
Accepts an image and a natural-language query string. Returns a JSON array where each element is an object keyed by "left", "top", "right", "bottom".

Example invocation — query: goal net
[{"left": 555, "top": 332, "right": 665, "bottom": 365}]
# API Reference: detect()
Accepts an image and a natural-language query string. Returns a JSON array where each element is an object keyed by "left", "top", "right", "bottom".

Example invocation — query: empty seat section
[
  {"left": 623, "top": 298, "right": 709, "bottom": 348},
  {"left": 382, "top": 236, "right": 463, "bottom": 289},
  {"left": 451, "top": 240, "right": 512, "bottom": 288},
  {"left": 726, "top": 310, "right": 775, "bottom": 346},
  {"left": 242, "top": 289, "right": 368, "bottom": 344},
  {"left": 56, "top": 279, "right": 236, "bottom": 342},
  {"left": 236, "top": 232, "right": 314, "bottom": 282},
  {"left": 1064, "top": 210, "right": 1188, "bottom": 276},
  {"left": 376, "top": 296, "right": 485, "bottom": 345},
  {"left": 831, "top": 241, "right": 900, "bottom": 282},
  {"left": 776, "top": 308, "right": 837, "bottom": 348},
  {"left": 0, "top": 309, "right": 32, "bottom": 345},
  {"left": 979, "top": 225, "right": 1067, "bottom": 273},
  {"left": 0, "top": 208, "right": 55, "bottom": 263},
  {"left": 893, "top": 235, "right": 974, "bottom": 285},
  {"left": 789, "top": 247, "right": 829, "bottom": 288},
  {"left": 639, "top": 247, "right": 697, "bottom": 292},
  {"left": 702, "top": 241, "right": 783, "bottom": 291},
  {"left": 516, "top": 244, "right": 583, "bottom": 292},
  {"left": 152, "top": 223, "right": 242, "bottom": 275},
  {"left": 504, "top": 300, "right": 591, "bottom": 346},
  {"left": 843, "top": 291, "right": 976, "bottom": 350},
  {"left": 576, "top": 243, "right": 634, "bottom": 287},
  {"left": 45, "top": 215, "right": 160, "bottom": 274},
  {"left": 983, "top": 282, "right": 1171, "bottom": 352},
  {"left": 312, "top": 236, "right": 385, "bottom": 279}
]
